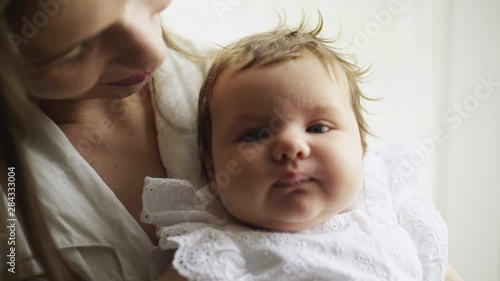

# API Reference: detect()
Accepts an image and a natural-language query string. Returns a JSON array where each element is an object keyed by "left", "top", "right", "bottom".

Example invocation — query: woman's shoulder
[{"left": 21, "top": 106, "right": 153, "bottom": 279}]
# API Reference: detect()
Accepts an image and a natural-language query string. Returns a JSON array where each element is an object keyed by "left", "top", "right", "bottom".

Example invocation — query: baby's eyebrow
[
  {"left": 306, "top": 105, "right": 341, "bottom": 114},
  {"left": 234, "top": 112, "right": 272, "bottom": 122},
  {"left": 227, "top": 112, "right": 271, "bottom": 128}
]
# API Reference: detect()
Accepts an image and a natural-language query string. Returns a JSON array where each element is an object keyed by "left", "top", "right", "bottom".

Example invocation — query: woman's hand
[{"left": 445, "top": 265, "right": 464, "bottom": 281}]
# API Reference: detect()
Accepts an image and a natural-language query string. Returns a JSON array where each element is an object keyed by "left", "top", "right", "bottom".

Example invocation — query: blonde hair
[
  {"left": 0, "top": 2, "right": 86, "bottom": 280},
  {"left": 0, "top": 1, "right": 209, "bottom": 280},
  {"left": 0, "top": 1, "right": 211, "bottom": 279},
  {"left": 198, "top": 17, "right": 372, "bottom": 182}
]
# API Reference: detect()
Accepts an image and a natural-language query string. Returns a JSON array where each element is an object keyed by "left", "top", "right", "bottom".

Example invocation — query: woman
[
  {"left": 2, "top": 0, "right": 179, "bottom": 280},
  {"left": 0, "top": 0, "right": 462, "bottom": 280}
]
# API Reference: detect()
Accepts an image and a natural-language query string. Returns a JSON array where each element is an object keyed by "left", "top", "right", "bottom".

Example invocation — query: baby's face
[{"left": 210, "top": 54, "right": 364, "bottom": 231}]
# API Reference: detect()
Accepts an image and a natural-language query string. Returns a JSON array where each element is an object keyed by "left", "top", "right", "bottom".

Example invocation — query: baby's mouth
[{"left": 273, "top": 172, "right": 314, "bottom": 188}]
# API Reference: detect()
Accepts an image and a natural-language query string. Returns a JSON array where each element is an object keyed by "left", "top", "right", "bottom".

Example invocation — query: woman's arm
[
  {"left": 445, "top": 265, "right": 464, "bottom": 281},
  {"left": 157, "top": 263, "right": 188, "bottom": 281}
]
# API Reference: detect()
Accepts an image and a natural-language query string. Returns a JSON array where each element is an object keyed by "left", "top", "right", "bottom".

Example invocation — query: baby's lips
[{"left": 273, "top": 172, "right": 313, "bottom": 187}]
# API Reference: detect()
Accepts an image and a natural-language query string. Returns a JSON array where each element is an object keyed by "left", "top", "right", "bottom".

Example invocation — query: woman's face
[{"left": 7, "top": 0, "right": 171, "bottom": 100}]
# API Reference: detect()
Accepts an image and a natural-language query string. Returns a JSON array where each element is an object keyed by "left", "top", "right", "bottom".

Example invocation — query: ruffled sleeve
[
  {"left": 377, "top": 143, "right": 448, "bottom": 281},
  {"left": 141, "top": 177, "right": 217, "bottom": 227},
  {"left": 141, "top": 177, "right": 251, "bottom": 280},
  {"left": 141, "top": 173, "right": 424, "bottom": 281}
]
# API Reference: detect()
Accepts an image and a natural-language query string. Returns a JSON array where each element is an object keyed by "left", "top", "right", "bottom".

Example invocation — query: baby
[{"left": 142, "top": 21, "right": 447, "bottom": 281}]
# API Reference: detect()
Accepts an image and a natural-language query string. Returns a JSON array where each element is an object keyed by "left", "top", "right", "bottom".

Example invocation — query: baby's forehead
[
  {"left": 220, "top": 52, "right": 349, "bottom": 84},
  {"left": 211, "top": 57, "right": 352, "bottom": 113}
]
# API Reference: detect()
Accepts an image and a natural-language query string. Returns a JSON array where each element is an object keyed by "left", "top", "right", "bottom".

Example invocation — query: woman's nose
[
  {"left": 106, "top": 5, "right": 166, "bottom": 70},
  {"left": 271, "top": 133, "right": 311, "bottom": 162}
]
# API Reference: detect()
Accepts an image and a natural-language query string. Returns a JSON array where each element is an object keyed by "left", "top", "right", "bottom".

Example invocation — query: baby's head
[{"left": 197, "top": 20, "right": 370, "bottom": 232}]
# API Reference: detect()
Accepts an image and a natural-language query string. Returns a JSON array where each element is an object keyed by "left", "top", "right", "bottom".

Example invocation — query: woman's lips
[
  {"left": 273, "top": 172, "right": 314, "bottom": 188},
  {"left": 105, "top": 70, "right": 154, "bottom": 87}
]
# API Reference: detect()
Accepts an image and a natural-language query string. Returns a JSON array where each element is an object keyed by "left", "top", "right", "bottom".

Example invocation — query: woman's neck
[
  {"left": 36, "top": 89, "right": 165, "bottom": 244},
  {"left": 36, "top": 89, "right": 151, "bottom": 129}
]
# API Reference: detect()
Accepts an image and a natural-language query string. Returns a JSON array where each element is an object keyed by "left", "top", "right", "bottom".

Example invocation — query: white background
[{"left": 163, "top": 0, "right": 500, "bottom": 279}]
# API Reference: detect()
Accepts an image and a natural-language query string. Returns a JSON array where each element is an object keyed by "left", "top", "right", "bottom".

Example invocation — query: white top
[
  {"left": 15, "top": 46, "right": 208, "bottom": 280},
  {"left": 142, "top": 153, "right": 448, "bottom": 281}
]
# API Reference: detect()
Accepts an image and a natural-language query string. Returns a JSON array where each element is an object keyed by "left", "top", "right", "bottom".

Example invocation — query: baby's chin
[{"left": 241, "top": 212, "right": 335, "bottom": 233}]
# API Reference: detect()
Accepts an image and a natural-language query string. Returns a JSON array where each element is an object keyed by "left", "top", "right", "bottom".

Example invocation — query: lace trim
[{"left": 142, "top": 151, "right": 447, "bottom": 280}]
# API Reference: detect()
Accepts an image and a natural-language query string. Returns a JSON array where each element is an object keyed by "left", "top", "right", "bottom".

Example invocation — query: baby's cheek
[
  {"left": 323, "top": 147, "right": 363, "bottom": 185},
  {"left": 212, "top": 157, "right": 250, "bottom": 195}
]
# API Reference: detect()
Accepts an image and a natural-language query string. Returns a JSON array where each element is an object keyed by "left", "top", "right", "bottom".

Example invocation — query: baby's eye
[
  {"left": 240, "top": 129, "right": 270, "bottom": 142},
  {"left": 306, "top": 124, "right": 330, "bottom": 134}
]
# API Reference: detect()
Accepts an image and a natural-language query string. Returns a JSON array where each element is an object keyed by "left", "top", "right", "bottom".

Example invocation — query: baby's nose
[{"left": 271, "top": 134, "right": 311, "bottom": 162}]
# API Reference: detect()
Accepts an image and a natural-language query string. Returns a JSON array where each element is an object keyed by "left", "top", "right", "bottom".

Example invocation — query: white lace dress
[{"left": 142, "top": 153, "right": 448, "bottom": 281}]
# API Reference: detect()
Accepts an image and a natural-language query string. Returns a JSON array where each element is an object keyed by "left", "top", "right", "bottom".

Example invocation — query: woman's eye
[
  {"left": 240, "top": 129, "right": 270, "bottom": 142},
  {"left": 31, "top": 40, "right": 96, "bottom": 71},
  {"left": 55, "top": 42, "right": 93, "bottom": 65},
  {"left": 60, "top": 45, "right": 84, "bottom": 62},
  {"left": 306, "top": 124, "right": 330, "bottom": 134}
]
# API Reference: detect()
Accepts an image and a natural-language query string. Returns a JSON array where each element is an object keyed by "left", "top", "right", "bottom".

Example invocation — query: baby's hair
[{"left": 197, "top": 15, "right": 372, "bottom": 182}]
